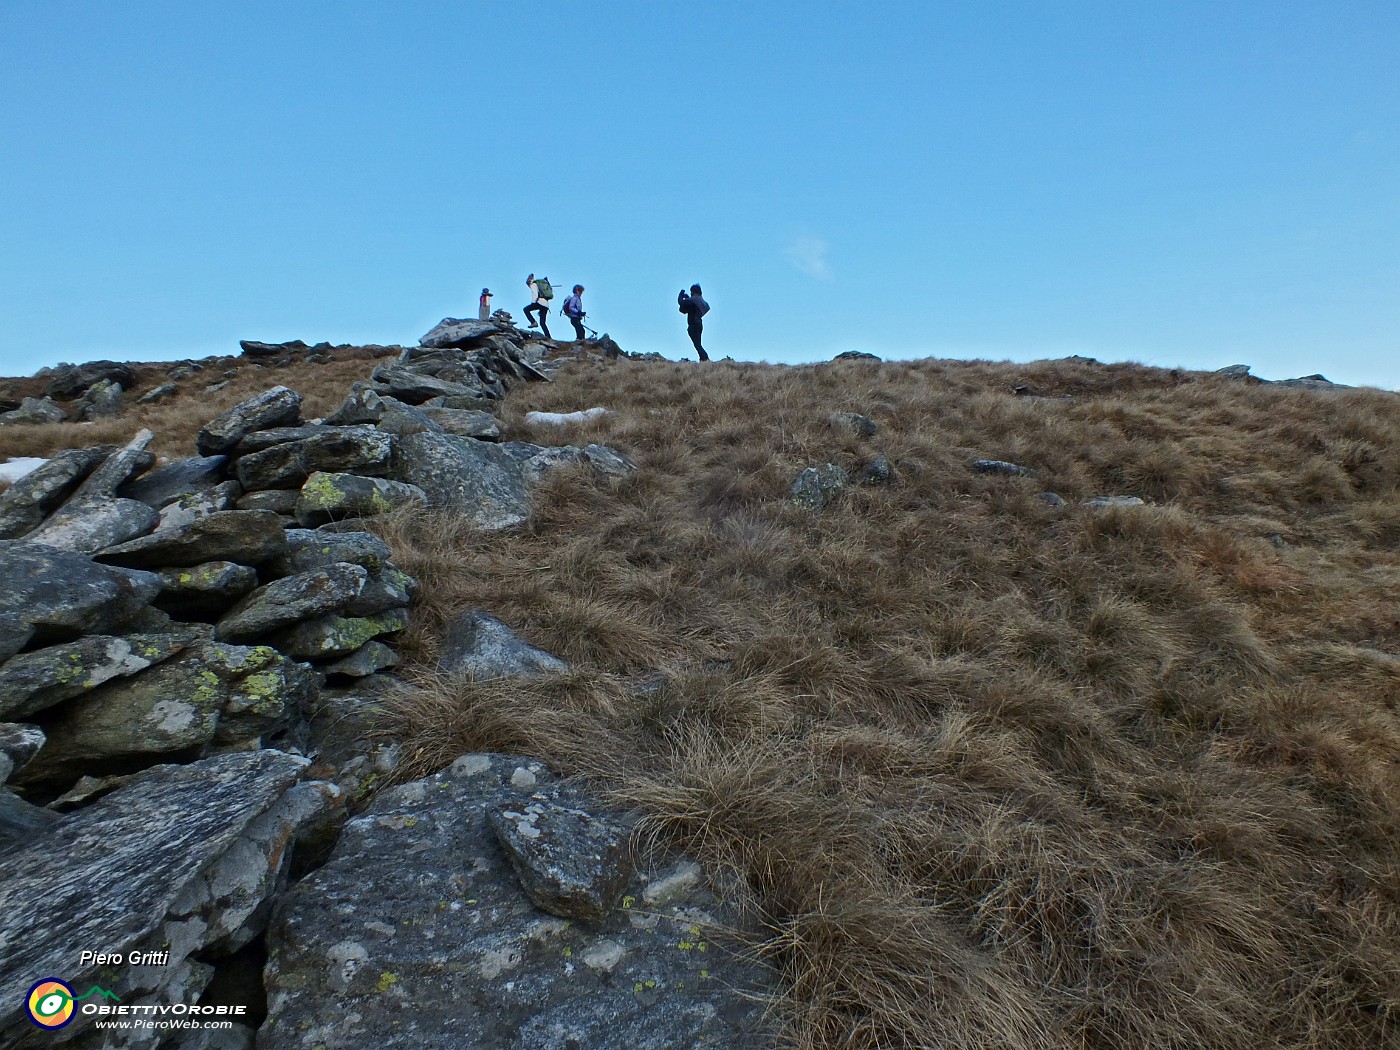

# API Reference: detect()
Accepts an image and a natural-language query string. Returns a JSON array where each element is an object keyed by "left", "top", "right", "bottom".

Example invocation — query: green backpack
[{"left": 535, "top": 277, "right": 554, "bottom": 301}]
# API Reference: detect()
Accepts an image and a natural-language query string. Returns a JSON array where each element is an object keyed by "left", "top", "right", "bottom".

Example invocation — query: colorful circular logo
[{"left": 26, "top": 979, "right": 75, "bottom": 1029}]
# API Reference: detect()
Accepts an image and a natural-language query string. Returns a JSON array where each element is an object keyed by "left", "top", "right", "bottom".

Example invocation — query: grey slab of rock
[
  {"left": 157, "top": 480, "right": 244, "bottom": 531},
  {"left": 1215, "top": 364, "right": 1253, "bottom": 379},
  {"left": 294, "top": 471, "right": 426, "bottom": 526},
  {"left": 272, "top": 607, "right": 410, "bottom": 661},
  {"left": 392, "top": 431, "right": 531, "bottom": 529},
  {"left": 833, "top": 350, "right": 880, "bottom": 361},
  {"left": 241, "top": 338, "right": 309, "bottom": 357},
  {"left": 0, "top": 723, "right": 44, "bottom": 779},
  {"left": 0, "top": 396, "right": 66, "bottom": 425},
  {"left": 233, "top": 424, "right": 334, "bottom": 455},
  {"left": 1082, "top": 495, "right": 1147, "bottom": 507},
  {"left": 972, "top": 459, "right": 1034, "bottom": 477},
  {"left": 419, "top": 316, "right": 503, "bottom": 348},
  {"left": 120, "top": 454, "right": 229, "bottom": 508},
  {"left": 0, "top": 447, "right": 110, "bottom": 538},
  {"left": 790, "top": 463, "right": 848, "bottom": 510},
  {"left": 323, "top": 640, "right": 399, "bottom": 678},
  {"left": 439, "top": 610, "right": 568, "bottom": 679},
  {"left": 260, "top": 753, "right": 774, "bottom": 1050},
  {"left": 489, "top": 794, "right": 633, "bottom": 922},
  {"left": 266, "top": 529, "right": 393, "bottom": 577},
  {"left": 23, "top": 495, "right": 160, "bottom": 554},
  {"left": 157, "top": 561, "right": 260, "bottom": 617},
  {"left": 343, "top": 566, "right": 416, "bottom": 616},
  {"left": 0, "top": 786, "right": 60, "bottom": 848},
  {"left": 421, "top": 405, "right": 501, "bottom": 439},
  {"left": 137, "top": 381, "right": 178, "bottom": 403},
  {"left": 235, "top": 426, "right": 395, "bottom": 491},
  {"left": 215, "top": 563, "right": 369, "bottom": 643},
  {"left": 96, "top": 509, "right": 288, "bottom": 568},
  {"left": 0, "top": 542, "right": 161, "bottom": 644},
  {"left": 370, "top": 364, "right": 486, "bottom": 404},
  {"left": 17, "top": 643, "right": 317, "bottom": 784},
  {"left": 432, "top": 392, "right": 500, "bottom": 411},
  {"left": 76, "top": 377, "right": 124, "bottom": 419},
  {"left": 1037, "top": 491, "right": 1066, "bottom": 507},
  {"left": 322, "top": 382, "right": 385, "bottom": 426},
  {"left": 70, "top": 428, "right": 156, "bottom": 501},
  {"left": 43, "top": 359, "right": 137, "bottom": 399},
  {"left": 0, "top": 750, "right": 314, "bottom": 1042},
  {"left": 197, "top": 387, "right": 304, "bottom": 455},
  {"left": 237, "top": 488, "right": 301, "bottom": 514},
  {"left": 833, "top": 411, "right": 878, "bottom": 437},
  {"left": 0, "top": 630, "right": 199, "bottom": 721}
]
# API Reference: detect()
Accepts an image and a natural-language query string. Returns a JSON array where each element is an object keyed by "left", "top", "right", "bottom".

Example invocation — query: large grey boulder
[
  {"left": 96, "top": 510, "right": 288, "bottom": 568},
  {"left": 371, "top": 364, "right": 486, "bottom": 405},
  {"left": 197, "top": 387, "right": 304, "bottom": 455},
  {"left": 215, "top": 563, "right": 369, "bottom": 643},
  {"left": 0, "top": 751, "right": 330, "bottom": 1046},
  {"left": 391, "top": 432, "right": 531, "bottom": 530},
  {"left": 75, "top": 377, "right": 124, "bottom": 419},
  {"left": 43, "top": 359, "right": 136, "bottom": 399},
  {"left": 266, "top": 529, "right": 393, "bottom": 577},
  {"left": 0, "top": 396, "right": 65, "bottom": 425},
  {"left": 234, "top": 424, "right": 336, "bottom": 455},
  {"left": 0, "top": 543, "right": 161, "bottom": 644},
  {"left": 120, "top": 455, "right": 229, "bottom": 508},
  {"left": 294, "top": 472, "right": 426, "bottom": 526},
  {"left": 439, "top": 610, "right": 568, "bottom": 679},
  {"left": 235, "top": 426, "right": 395, "bottom": 491},
  {"left": 419, "top": 317, "right": 503, "bottom": 348},
  {"left": 421, "top": 406, "right": 501, "bottom": 439},
  {"left": 16, "top": 643, "right": 317, "bottom": 784},
  {"left": 260, "top": 754, "right": 774, "bottom": 1049},
  {"left": 0, "top": 447, "right": 109, "bottom": 539},
  {"left": 0, "top": 630, "right": 199, "bottom": 721},
  {"left": 23, "top": 496, "right": 160, "bottom": 554}
]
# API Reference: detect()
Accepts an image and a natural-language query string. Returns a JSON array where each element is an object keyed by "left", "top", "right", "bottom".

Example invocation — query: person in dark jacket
[{"left": 677, "top": 284, "right": 710, "bottom": 362}]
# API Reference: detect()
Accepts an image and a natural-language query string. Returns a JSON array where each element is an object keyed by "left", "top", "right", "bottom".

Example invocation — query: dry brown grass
[
  {"left": 369, "top": 356, "right": 1400, "bottom": 1050},
  {"left": 10, "top": 347, "right": 1399, "bottom": 1047}
]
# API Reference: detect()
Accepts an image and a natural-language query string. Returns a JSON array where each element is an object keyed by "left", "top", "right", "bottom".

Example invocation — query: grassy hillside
[
  {"left": 5, "top": 352, "right": 1398, "bottom": 1048},
  {"left": 377, "top": 356, "right": 1400, "bottom": 1050}
]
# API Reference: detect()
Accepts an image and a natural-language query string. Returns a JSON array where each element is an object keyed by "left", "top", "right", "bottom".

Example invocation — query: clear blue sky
[{"left": 2, "top": 2, "right": 1397, "bottom": 385}]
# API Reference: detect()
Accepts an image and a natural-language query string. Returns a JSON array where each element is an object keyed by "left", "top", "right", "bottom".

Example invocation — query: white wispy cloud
[{"left": 785, "top": 236, "right": 834, "bottom": 281}]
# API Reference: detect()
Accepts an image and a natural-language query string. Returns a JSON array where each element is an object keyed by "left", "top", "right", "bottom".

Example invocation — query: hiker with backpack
[
  {"left": 562, "top": 285, "right": 587, "bottom": 341},
  {"left": 678, "top": 284, "right": 710, "bottom": 362},
  {"left": 523, "top": 273, "right": 553, "bottom": 339}
]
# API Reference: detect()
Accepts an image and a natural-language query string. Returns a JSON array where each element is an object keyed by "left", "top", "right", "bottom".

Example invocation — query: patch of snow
[
  {"left": 525, "top": 407, "right": 608, "bottom": 426},
  {"left": 0, "top": 457, "right": 48, "bottom": 483}
]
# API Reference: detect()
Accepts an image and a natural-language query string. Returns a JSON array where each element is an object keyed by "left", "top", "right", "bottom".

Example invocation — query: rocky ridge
[{"left": 0, "top": 320, "right": 771, "bottom": 1049}]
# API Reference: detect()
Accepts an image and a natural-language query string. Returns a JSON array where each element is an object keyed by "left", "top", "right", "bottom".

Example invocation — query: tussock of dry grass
[{"left": 374, "top": 356, "right": 1400, "bottom": 1049}]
